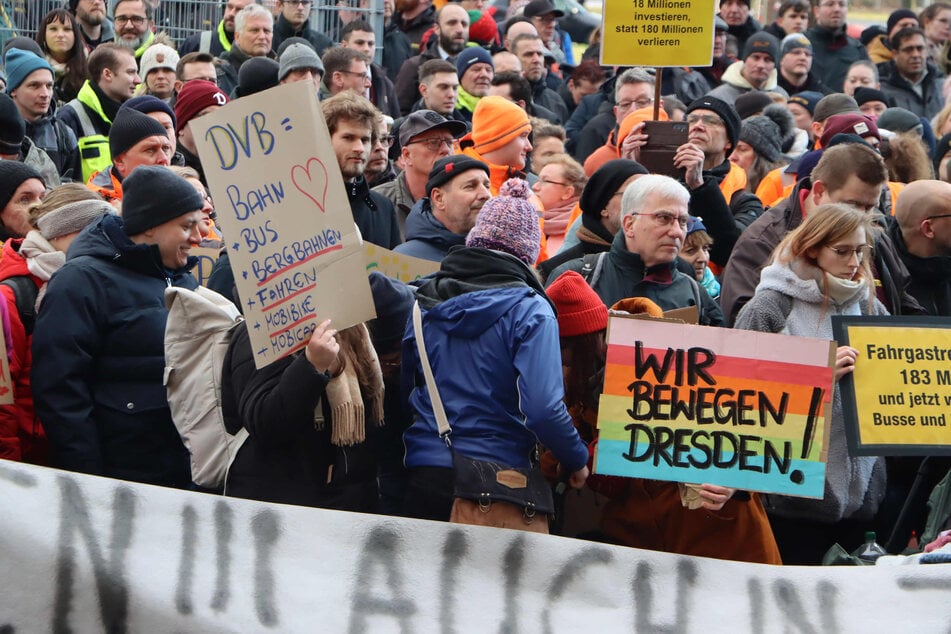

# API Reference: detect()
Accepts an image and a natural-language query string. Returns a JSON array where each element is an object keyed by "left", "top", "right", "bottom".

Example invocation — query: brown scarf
[{"left": 316, "top": 323, "right": 385, "bottom": 446}]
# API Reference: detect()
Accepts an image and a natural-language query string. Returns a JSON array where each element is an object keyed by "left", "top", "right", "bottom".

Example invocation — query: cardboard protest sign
[
  {"left": 193, "top": 81, "right": 374, "bottom": 369},
  {"left": 833, "top": 316, "right": 951, "bottom": 456},
  {"left": 595, "top": 315, "right": 835, "bottom": 497},
  {"left": 364, "top": 244, "right": 439, "bottom": 282},
  {"left": 601, "top": 0, "right": 717, "bottom": 66}
]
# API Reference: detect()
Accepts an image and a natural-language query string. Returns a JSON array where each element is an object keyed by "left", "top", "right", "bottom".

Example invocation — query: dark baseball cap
[
  {"left": 398, "top": 110, "right": 469, "bottom": 148},
  {"left": 524, "top": 0, "right": 565, "bottom": 18}
]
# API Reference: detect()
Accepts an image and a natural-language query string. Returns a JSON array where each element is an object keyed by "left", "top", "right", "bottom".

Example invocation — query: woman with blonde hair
[
  {"left": 734, "top": 203, "right": 888, "bottom": 564},
  {"left": 0, "top": 184, "right": 111, "bottom": 464}
]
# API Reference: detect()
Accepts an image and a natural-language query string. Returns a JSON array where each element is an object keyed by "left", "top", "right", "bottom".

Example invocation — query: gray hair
[
  {"left": 620, "top": 174, "right": 690, "bottom": 220},
  {"left": 236, "top": 4, "right": 273, "bottom": 34},
  {"left": 615, "top": 68, "right": 655, "bottom": 102}
]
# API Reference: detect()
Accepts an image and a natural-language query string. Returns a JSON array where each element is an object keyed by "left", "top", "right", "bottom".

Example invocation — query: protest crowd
[{"left": 3, "top": 0, "right": 951, "bottom": 568}]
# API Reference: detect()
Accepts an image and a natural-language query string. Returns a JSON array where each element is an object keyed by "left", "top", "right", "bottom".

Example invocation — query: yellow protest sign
[
  {"left": 600, "top": 0, "right": 717, "bottom": 67},
  {"left": 364, "top": 244, "right": 438, "bottom": 283},
  {"left": 834, "top": 316, "right": 951, "bottom": 455}
]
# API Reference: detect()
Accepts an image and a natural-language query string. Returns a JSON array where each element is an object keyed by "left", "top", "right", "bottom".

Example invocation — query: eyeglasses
[
  {"left": 114, "top": 15, "right": 147, "bottom": 26},
  {"left": 617, "top": 97, "right": 654, "bottom": 111},
  {"left": 825, "top": 244, "right": 873, "bottom": 261},
  {"left": 899, "top": 45, "right": 926, "bottom": 54},
  {"left": 539, "top": 178, "right": 568, "bottom": 186},
  {"left": 284, "top": 0, "right": 312, "bottom": 5},
  {"left": 406, "top": 137, "right": 454, "bottom": 151},
  {"left": 339, "top": 69, "right": 370, "bottom": 79},
  {"left": 632, "top": 211, "right": 689, "bottom": 228},
  {"left": 686, "top": 113, "right": 724, "bottom": 127},
  {"left": 926, "top": 214, "right": 951, "bottom": 221},
  {"left": 378, "top": 135, "right": 395, "bottom": 147}
]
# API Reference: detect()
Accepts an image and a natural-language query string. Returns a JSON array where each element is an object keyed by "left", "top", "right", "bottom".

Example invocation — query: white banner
[{"left": 1, "top": 460, "right": 949, "bottom": 632}]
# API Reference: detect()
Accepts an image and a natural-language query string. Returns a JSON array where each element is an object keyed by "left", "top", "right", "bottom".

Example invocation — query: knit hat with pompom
[{"left": 465, "top": 178, "right": 540, "bottom": 265}]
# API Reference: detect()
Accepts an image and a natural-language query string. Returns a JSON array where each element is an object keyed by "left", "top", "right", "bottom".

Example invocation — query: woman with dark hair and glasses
[
  {"left": 734, "top": 203, "right": 889, "bottom": 564},
  {"left": 36, "top": 9, "right": 89, "bottom": 105}
]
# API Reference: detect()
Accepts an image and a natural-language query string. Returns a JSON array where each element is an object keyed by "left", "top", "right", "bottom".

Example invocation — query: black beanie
[
  {"left": 580, "top": 159, "right": 649, "bottom": 239},
  {"left": 0, "top": 161, "right": 43, "bottom": 213},
  {"left": 0, "top": 92, "right": 25, "bottom": 155},
  {"left": 686, "top": 96, "right": 741, "bottom": 157},
  {"left": 109, "top": 107, "right": 168, "bottom": 161},
  {"left": 853, "top": 86, "right": 890, "bottom": 108},
  {"left": 426, "top": 155, "right": 489, "bottom": 197},
  {"left": 235, "top": 57, "right": 280, "bottom": 98},
  {"left": 122, "top": 166, "right": 204, "bottom": 235},
  {"left": 887, "top": 9, "right": 918, "bottom": 36}
]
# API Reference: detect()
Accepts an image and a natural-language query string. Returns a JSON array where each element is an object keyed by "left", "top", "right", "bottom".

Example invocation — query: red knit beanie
[
  {"left": 173, "top": 80, "right": 229, "bottom": 135},
  {"left": 546, "top": 270, "right": 608, "bottom": 336}
]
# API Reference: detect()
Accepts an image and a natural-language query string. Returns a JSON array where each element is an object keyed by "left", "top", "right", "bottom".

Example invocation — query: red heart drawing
[{"left": 291, "top": 158, "right": 329, "bottom": 212}]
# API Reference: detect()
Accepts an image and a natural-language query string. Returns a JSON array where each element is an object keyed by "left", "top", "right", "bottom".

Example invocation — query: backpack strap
[
  {"left": 1, "top": 276, "right": 39, "bottom": 336},
  {"left": 579, "top": 252, "right": 607, "bottom": 287}
]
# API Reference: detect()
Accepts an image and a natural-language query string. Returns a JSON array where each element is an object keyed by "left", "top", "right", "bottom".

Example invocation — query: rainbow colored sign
[{"left": 595, "top": 316, "right": 835, "bottom": 498}]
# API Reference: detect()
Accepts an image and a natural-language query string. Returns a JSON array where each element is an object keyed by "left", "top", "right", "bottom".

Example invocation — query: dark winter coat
[
  {"left": 887, "top": 217, "right": 951, "bottom": 316},
  {"left": 271, "top": 15, "right": 334, "bottom": 56},
  {"left": 221, "top": 323, "right": 379, "bottom": 510},
  {"left": 393, "top": 198, "right": 465, "bottom": 261},
  {"left": 347, "top": 176, "right": 402, "bottom": 250},
  {"left": 806, "top": 23, "right": 869, "bottom": 93},
  {"left": 30, "top": 213, "right": 197, "bottom": 487},
  {"left": 878, "top": 60, "right": 945, "bottom": 120},
  {"left": 546, "top": 231, "right": 725, "bottom": 326}
]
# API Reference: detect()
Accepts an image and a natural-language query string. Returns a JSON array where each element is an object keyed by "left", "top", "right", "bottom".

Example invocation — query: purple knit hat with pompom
[{"left": 465, "top": 178, "right": 540, "bottom": 265}]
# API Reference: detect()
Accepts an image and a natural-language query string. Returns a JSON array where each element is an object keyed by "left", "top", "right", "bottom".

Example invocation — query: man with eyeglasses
[
  {"left": 546, "top": 174, "right": 724, "bottom": 326},
  {"left": 341, "top": 20, "right": 401, "bottom": 120},
  {"left": 68, "top": 0, "right": 116, "bottom": 51},
  {"left": 322, "top": 91, "right": 401, "bottom": 249},
  {"left": 180, "top": 0, "right": 255, "bottom": 58},
  {"left": 523, "top": 0, "right": 573, "bottom": 67},
  {"left": 721, "top": 142, "right": 924, "bottom": 325},
  {"left": 806, "top": 0, "right": 869, "bottom": 93},
  {"left": 572, "top": 68, "right": 654, "bottom": 165},
  {"left": 394, "top": 154, "right": 490, "bottom": 261},
  {"left": 216, "top": 5, "right": 277, "bottom": 97},
  {"left": 373, "top": 109, "right": 466, "bottom": 236},
  {"left": 627, "top": 96, "right": 763, "bottom": 272},
  {"left": 879, "top": 27, "right": 944, "bottom": 120},
  {"left": 890, "top": 180, "right": 951, "bottom": 316},
  {"left": 111, "top": 0, "right": 155, "bottom": 60},
  {"left": 272, "top": 0, "right": 334, "bottom": 58},
  {"left": 321, "top": 48, "right": 372, "bottom": 100}
]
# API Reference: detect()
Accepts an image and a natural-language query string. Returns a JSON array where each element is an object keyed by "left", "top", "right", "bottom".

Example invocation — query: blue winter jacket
[
  {"left": 402, "top": 248, "right": 588, "bottom": 472},
  {"left": 31, "top": 213, "right": 198, "bottom": 487},
  {"left": 393, "top": 198, "right": 465, "bottom": 262}
]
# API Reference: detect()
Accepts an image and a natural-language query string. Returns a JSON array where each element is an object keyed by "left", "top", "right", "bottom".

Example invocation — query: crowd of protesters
[{"left": 2, "top": 0, "right": 951, "bottom": 565}]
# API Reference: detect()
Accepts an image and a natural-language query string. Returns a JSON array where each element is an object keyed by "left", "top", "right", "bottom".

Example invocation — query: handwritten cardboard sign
[
  {"left": 364, "top": 244, "right": 438, "bottom": 283},
  {"left": 193, "top": 82, "right": 374, "bottom": 369},
  {"left": 833, "top": 316, "right": 951, "bottom": 456},
  {"left": 600, "top": 0, "right": 716, "bottom": 66},
  {"left": 595, "top": 315, "right": 836, "bottom": 497},
  {"left": 190, "top": 246, "right": 221, "bottom": 288}
]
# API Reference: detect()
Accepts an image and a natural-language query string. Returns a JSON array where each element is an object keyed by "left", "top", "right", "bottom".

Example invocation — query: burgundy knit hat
[
  {"left": 173, "top": 80, "right": 229, "bottom": 135},
  {"left": 466, "top": 178, "right": 540, "bottom": 265},
  {"left": 546, "top": 270, "right": 608, "bottom": 336}
]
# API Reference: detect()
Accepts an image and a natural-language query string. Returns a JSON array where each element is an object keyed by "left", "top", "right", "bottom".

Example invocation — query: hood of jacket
[
  {"left": 416, "top": 247, "right": 550, "bottom": 339},
  {"left": 0, "top": 238, "right": 31, "bottom": 281},
  {"left": 66, "top": 212, "right": 196, "bottom": 279},
  {"left": 404, "top": 197, "right": 466, "bottom": 248},
  {"left": 720, "top": 60, "right": 780, "bottom": 91}
]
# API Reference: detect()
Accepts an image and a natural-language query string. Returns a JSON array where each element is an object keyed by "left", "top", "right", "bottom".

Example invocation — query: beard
[
  {"left": 115, "top": 34, "right": 147, "bottom": 51},
  {"left": 440, "top": 32, "right": 465, "bottom": 55}
]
